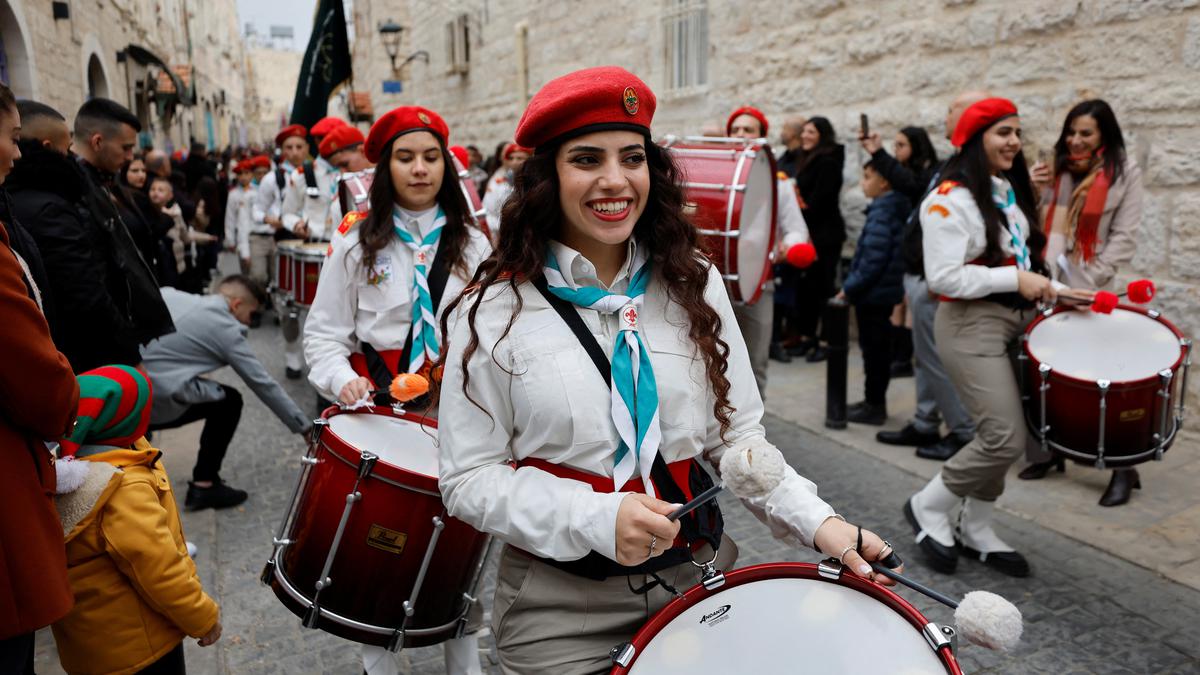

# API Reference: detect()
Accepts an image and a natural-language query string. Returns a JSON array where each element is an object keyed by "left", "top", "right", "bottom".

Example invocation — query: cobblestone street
[{"left": 35, "top": 304, "right": 1200, "bottom": 674}]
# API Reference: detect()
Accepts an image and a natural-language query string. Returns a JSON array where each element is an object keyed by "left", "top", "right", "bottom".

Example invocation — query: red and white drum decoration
[
  {"left": 610, "top": 561, "right": 961, "bottom": 674},
  {"left": 262, "top": 407, "right": 491, "bottom": 650},
  {"left": 1022, "top": 304, "right": 1191, "bottom": 468},
  {"left": 334, "top": 156, "right": 490, "bottom": 239},
  {"left": 661, "top": 136, "right": 778, "bottom": 305}
]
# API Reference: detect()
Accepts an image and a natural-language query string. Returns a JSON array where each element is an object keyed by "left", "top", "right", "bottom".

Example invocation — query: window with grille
[
  {"left": 445, "top": 13, "right": 470, "bottom": 75},
  {"left": 662, "top": 0, "right": 708, "bottom": 91}
]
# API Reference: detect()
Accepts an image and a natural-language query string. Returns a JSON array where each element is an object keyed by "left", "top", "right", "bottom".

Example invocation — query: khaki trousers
[
  {"left": 492, "top": 537, "right": 738, "bottom": 675},
  {"left": 733, "top": 287, "right": 774, "bottom": 402},
  {"left": 934, "top": 300, "right": 1034, "bottom": 501}
]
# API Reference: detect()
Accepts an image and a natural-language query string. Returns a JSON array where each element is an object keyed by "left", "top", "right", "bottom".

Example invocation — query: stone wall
[
  {"left": 376, "top": 0, "right": 1200, "bottom": 396},
  {"left": 245, "top": 46, "right": 303, "bottom": 146}
]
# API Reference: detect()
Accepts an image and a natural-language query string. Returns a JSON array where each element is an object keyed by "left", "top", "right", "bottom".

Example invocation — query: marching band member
[
  {"left": 281, "top": 120, "right": 344, "bottom": 242},
  {"left": 906, "top": 98, "right": 1093, "bottom": 578},
  {"left": 319, "top": 124, "right": 373, "bottom": 229},
  {"left": 224, "top": 158, "right": 260, "bottom": 278},
  {"left": 726, "top": 106, "right": 811, "bottom": 396},
  {"left": 436, "top": 66, "right": 896, "bottom": 674},
  {"left": 481, "top": 142, "right": 530, "bottom": 230},
  {"left": 254, "top": 125, "right": 308, "bottom": 238},
  {"left": 303, "top": 106, "right": 491, "bottom": 675}
]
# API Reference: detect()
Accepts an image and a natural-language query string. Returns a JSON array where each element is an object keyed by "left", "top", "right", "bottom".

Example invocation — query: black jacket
[
  {"left": 795, "top": 145, "right": 847, "bottom": 250},
  {"left": 842, "top": 190, "right": 911, "bottom": 306},
  {"left": 869, "top": 148, "right": 938, "bottom": 206},
  {"left": 0, "top": 190, "right": 55, "bottom": 326},
  {"left": 7, "top": 144, "right": 173, "bottom": 372},
  {"left": 777, "top": 147, "right": 804, "bottom": 179}
]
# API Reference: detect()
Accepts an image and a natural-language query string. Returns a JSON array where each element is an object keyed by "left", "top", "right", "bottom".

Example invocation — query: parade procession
[{"left": 3, "top": 1, "right": 1200, "bottom": 674}]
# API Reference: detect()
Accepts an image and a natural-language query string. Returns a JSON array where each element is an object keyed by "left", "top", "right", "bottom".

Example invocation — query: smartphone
[
  {"left": 1037, "top": 148, "right": 1052, "bottom": 166},
  {"left": 859, "top": 113, "right": 870, "bottom": 139}
]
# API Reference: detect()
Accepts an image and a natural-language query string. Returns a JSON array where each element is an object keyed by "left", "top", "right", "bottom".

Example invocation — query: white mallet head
[
  {"left": 954, "top": 590, "right": 1023, "bottom": 651},
  {"left": 719, "top": 440, "right": 787, "bottom": 499}
]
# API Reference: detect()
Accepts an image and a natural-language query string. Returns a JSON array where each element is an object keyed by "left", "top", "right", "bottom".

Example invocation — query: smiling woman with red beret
[{"left": 434, "top": 66, "right": 898, "bottom": 674}]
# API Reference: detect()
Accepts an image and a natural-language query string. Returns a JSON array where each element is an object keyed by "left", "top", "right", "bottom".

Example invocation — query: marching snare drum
[
  {"left": 334, "top": 158, "right": 490, "bottom": 240},
  {"left": 662, "top": 136, "right": 778, "bottom": 305},
  {"left": 274, "top": 239, "right": 304, "bottom": 298},
  {"left": 290, "top": 242, "right": 328, "bottom": 308},
  {"left": 1022, "top": 304, "right": 1191, "bottom": 468},
  {"left": 263, "top": 407, "right": 491, "bottom": 649},
  {"left": 610, "top": 561, "right": 961, "bottom": 674}
]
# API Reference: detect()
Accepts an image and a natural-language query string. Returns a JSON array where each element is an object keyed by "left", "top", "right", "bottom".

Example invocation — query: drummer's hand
[
  {"left": 813, "top": 517, "right": 901, "bottom": 587},
  {"left": 614, "top": 493, "right": 682, "bottom": 566},
  {"left": 1017, "top": 270, "right": 1057, "bottom": 304},
  {"left": 294, "top": 222, "right": 310, "bottom": 239},
  {"left": 1057, "top": 287, "right": 1096, "bottom": 306},
  {"left": 338, "top": 377, "right": 373, "bottom": 404},
  {"left": 859, "top": 132, "right": 883, "bottom": 154},
  {"left": 265, "top": 215, "right": 282, "bottom": 229}
]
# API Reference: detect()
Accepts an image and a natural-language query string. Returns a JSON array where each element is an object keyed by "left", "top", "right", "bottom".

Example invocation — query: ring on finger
[
  {"left": 838, "top": 544, "right": 855, "bottom": 563},
  {"left": 878, "top": 539, "right": 892, "bottom": 558},
  {"left": 648, "top": 535, "right": 657, "bottom": 556}
]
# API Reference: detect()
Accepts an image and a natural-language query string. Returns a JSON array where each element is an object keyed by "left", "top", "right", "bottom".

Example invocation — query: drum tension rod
[
  {"left": 1095, "top": 380, "right": 1110, "bottom": 471},
  {"left": 1038, "top": 364, "right": 1052, "bottom": 456},
  {"left": 1156, "top": 369, "right": 1174, "bottom": 461}
]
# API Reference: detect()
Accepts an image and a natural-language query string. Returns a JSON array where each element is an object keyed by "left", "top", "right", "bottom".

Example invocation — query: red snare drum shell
[{"left": 289, "top": 243, "right": 327, "bottom": 307}]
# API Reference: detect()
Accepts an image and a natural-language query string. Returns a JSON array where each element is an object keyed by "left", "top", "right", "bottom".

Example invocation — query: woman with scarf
[
  {"left": 435, "top": 66, "right": 898, "bottom": 675},
  {"left": 905, "top": 98, "right": 1094, "bottom": 579},
  {"left": 1019, "top": 99, "right": 1143, "bottom": 506},
  {"left": 302, "top": 105, "right": 491, "bottom": 675}
]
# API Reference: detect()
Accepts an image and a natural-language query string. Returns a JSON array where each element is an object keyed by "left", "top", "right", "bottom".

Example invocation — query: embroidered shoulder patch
[
  {"left": 927, "top": 203, "right": 951, "bottom": 218},
  {"left": 936, "top": 180, "right": 961, "bottom": 196},
  {"left": 337, "top": 210, "right": 367, "bottom": 236},
  {"left": 776, "top": 171, "right": 788, "bottom": 180}
]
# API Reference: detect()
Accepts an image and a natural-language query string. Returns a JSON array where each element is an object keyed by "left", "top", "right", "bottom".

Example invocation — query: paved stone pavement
[{"left": 34, "top": 301, "right": 1200, "bottom": 674}]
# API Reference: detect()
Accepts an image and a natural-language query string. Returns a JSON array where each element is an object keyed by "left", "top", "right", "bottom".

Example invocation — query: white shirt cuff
[
  {"left": 329, "top": 366, "right": 363, "bottom": 400},
  {"left": 571, "top": 489, "right": 626, "bottom": 563},
  {"left": 987, "top": 266, "right": 1020, "bottom": 294}
]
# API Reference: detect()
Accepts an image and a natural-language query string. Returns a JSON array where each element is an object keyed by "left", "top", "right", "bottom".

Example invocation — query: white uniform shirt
[
  {"left": 776, "top": 176, "right": 810, "bottom": 250},
  {"left": 253, "top": 162, "right": 298, "bottom": 229},
  {"left": 482, "top": 171, "right": 512, "bottom": 231},
  {"left": 224, "top": 184, "right": 257, "bottom": 258},
  {"left": 282, "top": 158, "right": 338, "bottom": 241},
  {"left": 921, "top": 176, "right": 1059, "bottom": 300},
  {"left": 438, "top": 240, "right": 837, "bottom": 564},
  {"left": 304, "top": 205, "right": 492, "bottom": 400}
]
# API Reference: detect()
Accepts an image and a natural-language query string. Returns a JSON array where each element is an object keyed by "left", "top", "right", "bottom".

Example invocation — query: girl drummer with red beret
[
  {"left": 905, "top": 98, "right": 1093, "bottom": 580},
  {"left": 302, "top": 106, "right": 491, "bottom": 675},
  {"left": 435, "top": 66, "right": 899, "bottom": 674}
]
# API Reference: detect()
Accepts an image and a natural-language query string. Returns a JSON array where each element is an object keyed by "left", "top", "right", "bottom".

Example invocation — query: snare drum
[
  {"left": 1022, "top": 304, "right": 1191, "bottom": 468},
  {"left": 263, "top": 407, "right": 490, "bottom": 649},
  {"left": 611, "top": 561, "right": 961, "bottom": 674},
  {"left": 274, "top": 239, "right": 304, "bottom": 298},
  {"left": 290, "top": 242, "right": 328, "bottom": 307},
  {"left": 662, "top": 137, "right": 777, "bottom": 304},
  {"left": 335, "top": 159, "right": 490, "bottom": 240}
]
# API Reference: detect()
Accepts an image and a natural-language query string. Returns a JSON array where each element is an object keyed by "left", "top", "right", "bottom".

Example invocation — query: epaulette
[
  {"left": 935, "top": 179, "right": 961, "bottom": 196},
  {"left": 337, "top": 210, "right": 367, "bottom": 236},
  {"left": 776, "top": 170, "right": 789, "bottom": 181}
]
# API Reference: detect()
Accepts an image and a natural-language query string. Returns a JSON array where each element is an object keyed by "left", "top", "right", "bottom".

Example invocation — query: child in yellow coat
[{"left": 51, "top": 365, "right": 221, "bottom": 675}]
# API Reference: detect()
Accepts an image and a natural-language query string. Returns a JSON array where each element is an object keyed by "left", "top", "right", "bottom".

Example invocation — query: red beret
[
  {"left": 503, "top": 142, "right": 532, "bottom": 160},
  {"left": 252, "top": 155, "right": 271, "bottom": 170},
  {"left": 275, "top": 124, "right": 308, "bottom": 147},
  {"left": 364, "top": 106, "right": 450, "bottom": 164},
  {"left": 232, "top": 158, "right": 252, "bottom": 173},
  {"left": 514, "top": 66, "right": 656, "bottom": 150},
  {"left": 726, "top": 106, "right": 769, "bottom": 137},
  {"left": 318, "top": 125, "right": 365, "bottom": 159},
  {"left": 448, "top": 145, "right": 470, "bottom": 169},
  {"left": 310, "top": 116, "right": 348, "bottom": 139},
  {"left": 951, "top": 97, "right": 1018, "bottom": 148}
]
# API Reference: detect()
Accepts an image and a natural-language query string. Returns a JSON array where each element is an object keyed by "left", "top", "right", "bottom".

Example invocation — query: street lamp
[{"left": 378, "top": 19, "right": 404, "bottom": 74}]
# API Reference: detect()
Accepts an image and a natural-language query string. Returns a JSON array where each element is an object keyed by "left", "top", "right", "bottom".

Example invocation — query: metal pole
[{"left": 824, "top": 295, "right": 849, "bottom": 430}]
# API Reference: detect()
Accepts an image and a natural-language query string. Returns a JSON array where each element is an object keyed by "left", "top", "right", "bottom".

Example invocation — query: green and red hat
[{"left": 60, "top": 365, "right": 154, "bottom": 456}]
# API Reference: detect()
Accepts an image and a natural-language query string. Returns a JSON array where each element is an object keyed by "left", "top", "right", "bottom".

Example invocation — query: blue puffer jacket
[{"left": 842, "top": 190, "right": 911, "bottom": 306}]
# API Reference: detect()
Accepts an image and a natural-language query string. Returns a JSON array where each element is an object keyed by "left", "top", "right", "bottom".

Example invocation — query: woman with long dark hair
[
  {"left": 1018, "top": 99, "right": 1144, "bottom": 506},
  {"left": 905, "top": 98, "right": 1093, "bottom": 579},
  {"left": 303, "top": 107, "right": 491, "bottom": 674},
  {"left": 787, "top": 116, "right": 846, "bottom": 362},
  {"left": 435, "top": 66, "right": 898, "bottom": 674}
]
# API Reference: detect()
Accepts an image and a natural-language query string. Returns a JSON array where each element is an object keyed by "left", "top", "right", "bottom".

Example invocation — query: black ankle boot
[
  {"left": 1018, "top": 457, "right": 1066, "bottom": 480},
  {"left": 1099, "top": 468, "right": 1141, "bottom": 507}
]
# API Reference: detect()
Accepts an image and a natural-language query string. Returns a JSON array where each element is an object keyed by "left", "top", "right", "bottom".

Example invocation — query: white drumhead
[
  {"left": 328, "top": 414, "right": 439, "bottom": 478},
  {"left": 736, "top": 150, "right": 774, "bottom": 300},
  {"left": 628, "top": 577, "right": 945, "bottom": 674},
  {"left": 1027, "top": 308, "right": 1180, "bottom": 382}
]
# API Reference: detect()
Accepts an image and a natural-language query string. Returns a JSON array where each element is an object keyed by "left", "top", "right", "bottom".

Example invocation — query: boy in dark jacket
[{"left": 837, "top": 160, "right": 911, "bottom": 425}]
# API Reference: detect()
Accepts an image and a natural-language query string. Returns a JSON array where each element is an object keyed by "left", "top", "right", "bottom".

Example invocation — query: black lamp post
[{"left": 378, "top": 19, "right": 404, "bottom": 74}]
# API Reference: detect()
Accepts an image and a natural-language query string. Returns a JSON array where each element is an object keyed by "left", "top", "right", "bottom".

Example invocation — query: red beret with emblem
[
  {"left": 951, "top": 97, "right": 1018, "bottom": 148},
  {"left": 274, "top": 124, "right": 307, "bottom": 148},
  {"left": 726, "top": 106, "right": 769, "bottom": 137},
  {"left": 310, "top": 116, "right": 348, "bottom": 139},
  {"left": 364, "top": 106, "right": 450, "bottom": 164},
  {"left": 514, "top": 66, "right": 656, "bottom": 151},
  {"left": 448, "top": 145, "right": 470, "bottom": 169},
  {"left": 319, "top": 125, "right": 365, "bottom": 159}
]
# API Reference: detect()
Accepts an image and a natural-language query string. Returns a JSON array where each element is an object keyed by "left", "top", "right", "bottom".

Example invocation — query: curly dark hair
[
  {"left": 354, "top": 133, "right": 475, "bottom": 277},
  {"left": 433, "top": 136, "right": 735, "bottom": 438}
]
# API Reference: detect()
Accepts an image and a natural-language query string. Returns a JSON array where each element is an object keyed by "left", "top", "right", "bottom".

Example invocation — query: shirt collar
[
  {"left": 392, "top": 204, "right": 441, "bottom": 238},
  {"left": 548, "top": 238, "right": 642, "bottom": 293}
]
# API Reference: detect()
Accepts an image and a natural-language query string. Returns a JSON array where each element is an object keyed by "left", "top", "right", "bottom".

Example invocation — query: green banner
[{"left": 289, "top": 0, "right": 352, "bottom": 129}]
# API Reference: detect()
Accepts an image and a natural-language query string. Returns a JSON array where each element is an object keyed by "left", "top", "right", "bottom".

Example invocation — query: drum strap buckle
[{"left": 690, "top": 548, "right": 725, "bottom": 591}]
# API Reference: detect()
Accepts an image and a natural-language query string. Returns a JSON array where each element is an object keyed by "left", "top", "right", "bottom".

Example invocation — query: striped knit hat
[{"left": 60, "top": 365, "right": 154, "bottom": 456}]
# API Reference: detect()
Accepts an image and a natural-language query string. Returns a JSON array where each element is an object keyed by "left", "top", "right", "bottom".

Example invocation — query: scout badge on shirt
[{"left": 368, "top": 254, "right": 392, "bottom": 286}]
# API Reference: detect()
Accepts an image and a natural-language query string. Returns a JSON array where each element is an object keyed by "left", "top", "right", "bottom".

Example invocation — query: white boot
[
  {"left": 908, "top": 473, "right": 960, "bottom": 547},
  {"left": 442, "top": 633, "right": 484, "bottom": 675},
  {"left": 957, "top": 497, "right": 1030, "bottom": 576}
]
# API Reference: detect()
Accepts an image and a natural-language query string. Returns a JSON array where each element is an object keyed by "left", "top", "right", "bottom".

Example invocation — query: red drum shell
[
  {"left": 271, "top": 407, "right": 489, "bottom": 647},
  {"left": 612, "top": 562, "right": 961, "bottom": 674},
  {"left": 275, "top": 239, "right": 303, "bottom": 295},
  {"left": 289, "top": 243, "right": 327, "bottom": 307},
  {"left": 1023, "top": 304, "right": 1187, "bottom": 466},
  {"left": 665, "top": 139, "right": 777, "bottom": 304}
]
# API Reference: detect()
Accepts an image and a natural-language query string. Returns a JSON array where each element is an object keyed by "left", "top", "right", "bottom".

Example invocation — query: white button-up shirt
[
  {"left": 304, "top": 205, "right": 492, "bottom": 400},
  {"left": 777, "top": 176, "right": 810, "bottom": 250},
  {"left": 921, "top": 176, "right": 1028, "bottom": 299},
  {"left": 438, "top": 240, "right": 836, "bottom": 564},
  {"left": 253, "top": 161, "right": 298, "bottom": 228},
  {"left": 282, "top": 158, "right": 338, "bottom": 241}
]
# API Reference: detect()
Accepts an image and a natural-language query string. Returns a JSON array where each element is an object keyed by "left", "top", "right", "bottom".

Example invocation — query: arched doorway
[
  {"left": 87, "top": 54, "right": 109, "bottom": 99},
  {"left": 0, "top": 0, "right": 37, "bottom": 98}
]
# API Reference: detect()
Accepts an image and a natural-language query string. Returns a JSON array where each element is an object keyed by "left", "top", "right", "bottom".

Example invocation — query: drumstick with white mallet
[{"left": 717, "top": 441, "right": 1024, "bottom": 652}]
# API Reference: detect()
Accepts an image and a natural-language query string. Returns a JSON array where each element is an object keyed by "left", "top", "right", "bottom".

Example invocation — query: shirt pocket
[
  {"left": 513, "top": 337, "right": 612, "bottom": 446},
  {"left": 642, "top": 322, "right": 701, "bottom": 432},
  {"left": 357, "top": 276, "right": 409, "bottom": 316}
]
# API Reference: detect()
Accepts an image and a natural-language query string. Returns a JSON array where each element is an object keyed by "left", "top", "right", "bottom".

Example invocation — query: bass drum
[
  {"left": 336, "top": 156, "right": 490, "bottom": 239},
  {"left": 662, "top": 136, "right": 777, "bottom": 305}
]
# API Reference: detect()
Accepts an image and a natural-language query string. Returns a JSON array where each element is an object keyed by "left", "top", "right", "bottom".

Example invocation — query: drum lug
[
  {"left": 1095, "top": 380, "right": 1110, "bottom": 471},
  {"left": 1038, "top": 364, "right": 1053, "bottom": 456},
  {"left": 1156, "top": 369, "right": 1174, "bottom": 461},
  {"left": 271, "top": 537, "right": 293, "bottom": 547},
  {"left": 609, "top": 642, "right": 636, "bottom": 668},
  {"left": 386, "top": 629, "right": 406, "bottom": 653},
  {"left": 922, "top": 621, "right": 956, "bottom": 654},
  {"left": 259, "top": 559, "right": 276, "bottom": 586},
  {"left": 302, "top": 603, "right": 323, "bottom": 629},
  {"left": 817, "top": 558, "right": 844, "bottom": 580},
  {"left": 300, "top": 456, "right": 320, "bottom": 465},
  {"left": 357, "top": 451, "right": 379, "bottom": 479},
  {"left": 1147, "top": 309, "right": 1161, "bottom": 319},
  {"left": 310, "top": 417, "right": 329, "bottom": 444},
  {"left": 1177, "top": 339, "right": 1191, "bottom": 423},
  {"left": 701, "top": 568, "right": 726, "bottom": 591}
]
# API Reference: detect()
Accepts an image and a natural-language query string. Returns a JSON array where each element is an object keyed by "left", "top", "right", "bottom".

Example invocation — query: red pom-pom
[
  {"left": 1127, "top": 279, "right": 1155, "bottom": 304},
  {"left": 389, "top": 373, "right": 430, "bottom": 402},
  {"left": 786, "top": 242, "right": 817, "bottom": 268},
  {"left": 1091, "top": 290, "right": 1119, "bottom": 315}
]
